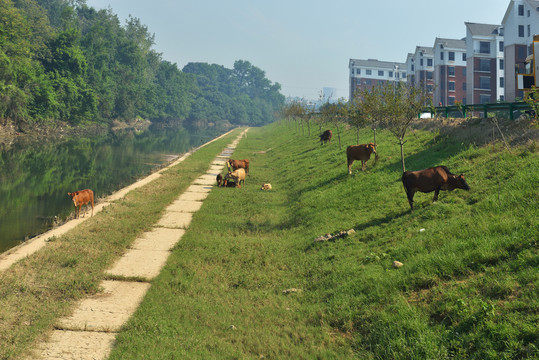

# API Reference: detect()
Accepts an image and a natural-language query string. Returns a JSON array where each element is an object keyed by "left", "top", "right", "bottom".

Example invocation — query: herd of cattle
[
  {"left": 68, "top": 129, "right": 470, "bottom": 218},
  {"left": 318, "top": 129, "right": 470, "bottom": 210}
]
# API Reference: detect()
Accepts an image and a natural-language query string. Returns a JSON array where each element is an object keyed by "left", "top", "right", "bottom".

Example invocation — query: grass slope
[{"left": 108, "top": 121, "right": 538, "bottom": 359}]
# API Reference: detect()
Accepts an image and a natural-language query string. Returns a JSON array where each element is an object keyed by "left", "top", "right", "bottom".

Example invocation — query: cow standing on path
[
  {"left": 68, "top": 189, "right": 94, "bottom": 218},
  {"left": 346, "top": 143, "right": 377, "bottom": 174},
  {"left": 401, "top": 166, "right": 470, "bottom": 210}
]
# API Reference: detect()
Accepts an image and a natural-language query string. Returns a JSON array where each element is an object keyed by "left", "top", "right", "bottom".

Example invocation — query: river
[{"left": 0, "top": 125, "right": 223, "bottom": 253}]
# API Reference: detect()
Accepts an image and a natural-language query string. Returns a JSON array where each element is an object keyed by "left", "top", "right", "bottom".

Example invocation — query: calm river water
[{"left": 0, "top": 125, "right": 223, "bottom": 253}]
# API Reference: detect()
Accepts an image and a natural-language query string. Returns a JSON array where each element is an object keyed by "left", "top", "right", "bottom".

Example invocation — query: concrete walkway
[{"left": 26, "top": 129, "right": 248, "bottom": 359}]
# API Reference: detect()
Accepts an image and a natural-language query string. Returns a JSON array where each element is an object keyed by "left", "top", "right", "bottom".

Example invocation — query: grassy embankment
[
  {"left": 107, "top": 119, "right": 537, "bottom": 359},
  {"left": 0, "top": 128, "right": 243, "bottom": 359}
]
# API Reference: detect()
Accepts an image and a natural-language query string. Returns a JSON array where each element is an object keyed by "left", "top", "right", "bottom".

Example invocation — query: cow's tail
[{"left": 401, "top": 172, "right": 409, "bottom": 196}]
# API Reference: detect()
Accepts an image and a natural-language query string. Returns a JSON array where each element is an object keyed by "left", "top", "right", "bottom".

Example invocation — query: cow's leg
[
  {"left": 406, "top": 189, "right": 415, "bottom": 210},
  {"left": 347, "top": 158, "right": 354, "bottom": 174},
  {"left": 362, "top": 160, "right": 366, "bottom": 171},
  {"left": 433, "top": 187, "right": 440, "bottom": 202}
]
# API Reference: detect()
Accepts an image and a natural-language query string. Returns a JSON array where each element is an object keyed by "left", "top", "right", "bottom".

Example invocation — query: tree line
[{"left": 0, "top": 0, "right": 284, "bottom": 129}]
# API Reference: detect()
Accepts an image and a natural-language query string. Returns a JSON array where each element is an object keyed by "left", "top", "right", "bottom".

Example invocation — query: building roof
[
  {"left": 503, "top": 0, "right": 539, "bottom": 26},
  {"left": 465, "top": 22, "right": 501, "bottom": 36},
  {"left": 433, "top": 37, "right": 466, "bottom": 50},
  {"left": 349, "top": 58, "right": 406, "bottom": 69},
  {"left": 415, "top": 46, "right": 434, "bottom": 56}
]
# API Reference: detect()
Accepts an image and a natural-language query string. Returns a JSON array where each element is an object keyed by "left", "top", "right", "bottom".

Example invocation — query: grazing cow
[
  {"left": 227, "top": 159, "right": 250, "bottom": 175},
  {"left": 319, "top": 129, "right": 332, "bottom": 145},
  {"left": 346, "top": 143, "right": 377, "bottom": 174},
  {"left": 401, "top": 166, "right": 470, "bottom": 210},
  {"left": 216, "top": 174, "right": 223, "bottom": 187},
  {"left": 224, "top": 168, "right": 246, "bottom": 188},
  {"left": 68, "top": 189, "right": 94, "bottom": 218}
]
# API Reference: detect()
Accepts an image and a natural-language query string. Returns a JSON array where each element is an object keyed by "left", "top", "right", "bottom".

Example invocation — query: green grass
[
  {"left": 1, "top": 120, "right": 537, "bottom": 359},
  {"left": 0, "top": 129, "right": 243, "bottom": 360},
  {"left": 106, "top": 121, "right": 537, "bottom": 359}
]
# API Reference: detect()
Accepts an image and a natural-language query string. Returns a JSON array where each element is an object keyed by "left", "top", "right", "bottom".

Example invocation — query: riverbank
[
  {"left": 2, "top": 118, "right": 538, "bottom": 359},
  {"left": 0, "top": 128, "right": 243, "bottom": 359}
]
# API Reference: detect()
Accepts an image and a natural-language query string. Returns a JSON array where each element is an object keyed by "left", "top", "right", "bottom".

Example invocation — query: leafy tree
[{"left": 379, "top": 83, "right": 429, "bottom": 172}]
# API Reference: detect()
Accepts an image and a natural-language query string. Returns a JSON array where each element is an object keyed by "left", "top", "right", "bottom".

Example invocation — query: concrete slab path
[{"left": 28, "top": 128, "right": 249, "bottom": 359}]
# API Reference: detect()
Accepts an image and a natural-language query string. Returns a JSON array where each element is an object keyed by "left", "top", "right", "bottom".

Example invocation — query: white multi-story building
[
  {"left": 433, "top": 38, "right": 467, "bottom": 106},
  {"left": 348, "top": 59, "right": 407, "bottom": 99},
  {"left": 408, "top": 46, "right": 435, "bottom": 99},
  {"left": 502, "top": 0, "right": 539, "bottom": 100},
  {"left": 465, "top": 22, "right": 505, "bottom": 104}
]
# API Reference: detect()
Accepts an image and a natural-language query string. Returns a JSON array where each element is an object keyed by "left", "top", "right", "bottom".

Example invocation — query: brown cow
[
  {"left": 319, "top": 129, "right": 332, "bottom": 145},
  {"left": 347, "top": 143, "right": 377, "bottom": 174},
  {"left": 227, "top": 159, "right": 249, "bottom": 175},
  {"left": 402, "top": 166, "right": 470, "bottom": 210},
  {"left": 224, "top": 168, "right": 246, "bottom": 188},
  {"left": 68, "top": 189, "right": 94, "bottom": 218}
]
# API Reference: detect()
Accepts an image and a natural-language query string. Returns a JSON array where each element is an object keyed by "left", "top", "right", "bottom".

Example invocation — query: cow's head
[
  {"left": 450, "top": 174, "right": 470, "bottom": 191},
  {"left": 367, "top": 143, "right": 377, "bottom": 154}
]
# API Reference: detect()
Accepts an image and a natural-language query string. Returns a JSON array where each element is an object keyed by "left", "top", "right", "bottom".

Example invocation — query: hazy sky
[{"left": 85, "top": 0, "right": 510, "bottom": 100}]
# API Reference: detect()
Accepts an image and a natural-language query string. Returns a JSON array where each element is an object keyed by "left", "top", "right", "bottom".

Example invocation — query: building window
[
  {"left": 499, "top": 59, "right": 504, "bottom": 70},
  {"left": 518, "top": 4, "right": 524, "bottom": 16},
  {"left": 427, "top": 84, "right": 433, "bottom": 93},
  {"left": 480, "top": 94, "right": 490, "bottom": 104},
  {"left": 366, "top": 69, "right": 372, "bottom": 75},
  {"left": 463, "top": 82, "right": 467, "bottom": 91},
  {"left": 462, "top": 53, "right": 467, "bottom": 61},
  {"left": 357, "top": 68, "right": 361, "bottom": 75},
  {"left": 480, "top": 76, "right": 491, "bottom": 89},
  {"left": 463, "top": 67, "right": 467, "bottom": 76},
  {"left": 480, "top": 58, "right": 491, "bottom": 72},
  {"left": 420, "top": 59, "right": 423, "bottom": 66},
  {"left": 518, "top": 46, "right": 526, "bottom": 59},
  {"left": 449, "top": 52, "right": 455, "bottom": 61},
  {"left": 440, "top": 51, "right": 444, "bottom": 60},
  {"left": 448, "top": 67, "right": 455, "bottom": 76},
  {"left": 519, "top": 25, "right": 524, "bottom": 37},
  {"left": 378, "top": 70, "right": 384, "bottom": 76},
  {"left": 448, "top": 97, "right": 455, "bottom": 105},
  {"left": 479, "top": 41, "right": 490, "bottom": 54},
  {"left": 366, "top": 79, "right": 372, "bottom": 85},
  {"left": 401, "top": 72, "right": 406, "bottom": 79},
  {"left": 426, "top": 71, "right": 433, "bottom": 80},
  {"left": 528, "top": 25, "right": 531, "bottom": 37},
  {"left": 500, "top": 77, "right": 504, "bottom": 88},
  {"left": 389, "top": 71, "right": 393, "bottom": 77},
  {"left": 427, "top": 58, "right": 433, "bottom": 66},
  {"left": 500, "top": 95, "right": 504, "bottom": 101},
  {"left": 448, "top": 81, "right": 455, "bottom": 91},
  {"left": 499, "top": 41, "right": 504, "bottom": 52},
  {"left": 411, "top": 65, "right": 415, "bottom": 71}
]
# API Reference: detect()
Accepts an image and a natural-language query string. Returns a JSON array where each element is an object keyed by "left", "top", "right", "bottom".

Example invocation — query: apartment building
[
  {"left": 406, "top": 46, "right": 435, "bottom": 99},
  {"left": 502, "top": 0, "right": 539, "bottom": 101},
  {"left": 465, "top": 23, "right": 505, "bottom": 104},
  {"left": 433, "top": 38, "right": 467, "bottom": 106},
  {"left": 348, "top": 59, "right": 407, "bottom": 99}
]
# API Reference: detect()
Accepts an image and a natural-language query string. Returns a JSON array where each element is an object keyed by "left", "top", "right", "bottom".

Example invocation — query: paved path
[{"left": 25, "top": 129, "right": 248, "bottom": 359}]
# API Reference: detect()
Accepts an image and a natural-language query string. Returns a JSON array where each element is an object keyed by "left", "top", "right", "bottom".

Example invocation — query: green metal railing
[{"left": 422, "top": 102, "right": 532, "bottom": 120}]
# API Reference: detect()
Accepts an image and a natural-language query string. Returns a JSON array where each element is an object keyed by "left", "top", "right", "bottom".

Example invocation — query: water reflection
[{"left": 0, "top": 126, "right": 221, "bottom": 253}]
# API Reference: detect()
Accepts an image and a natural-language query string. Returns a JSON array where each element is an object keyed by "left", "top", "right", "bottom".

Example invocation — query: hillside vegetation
[{"left": 106, "top": 119, "right": 538, "bottom": 359}]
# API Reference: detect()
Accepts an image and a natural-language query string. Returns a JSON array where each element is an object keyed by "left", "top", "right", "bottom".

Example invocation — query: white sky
[{"left": 84, "top": 0, "right": 509, "bottom": 100}]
